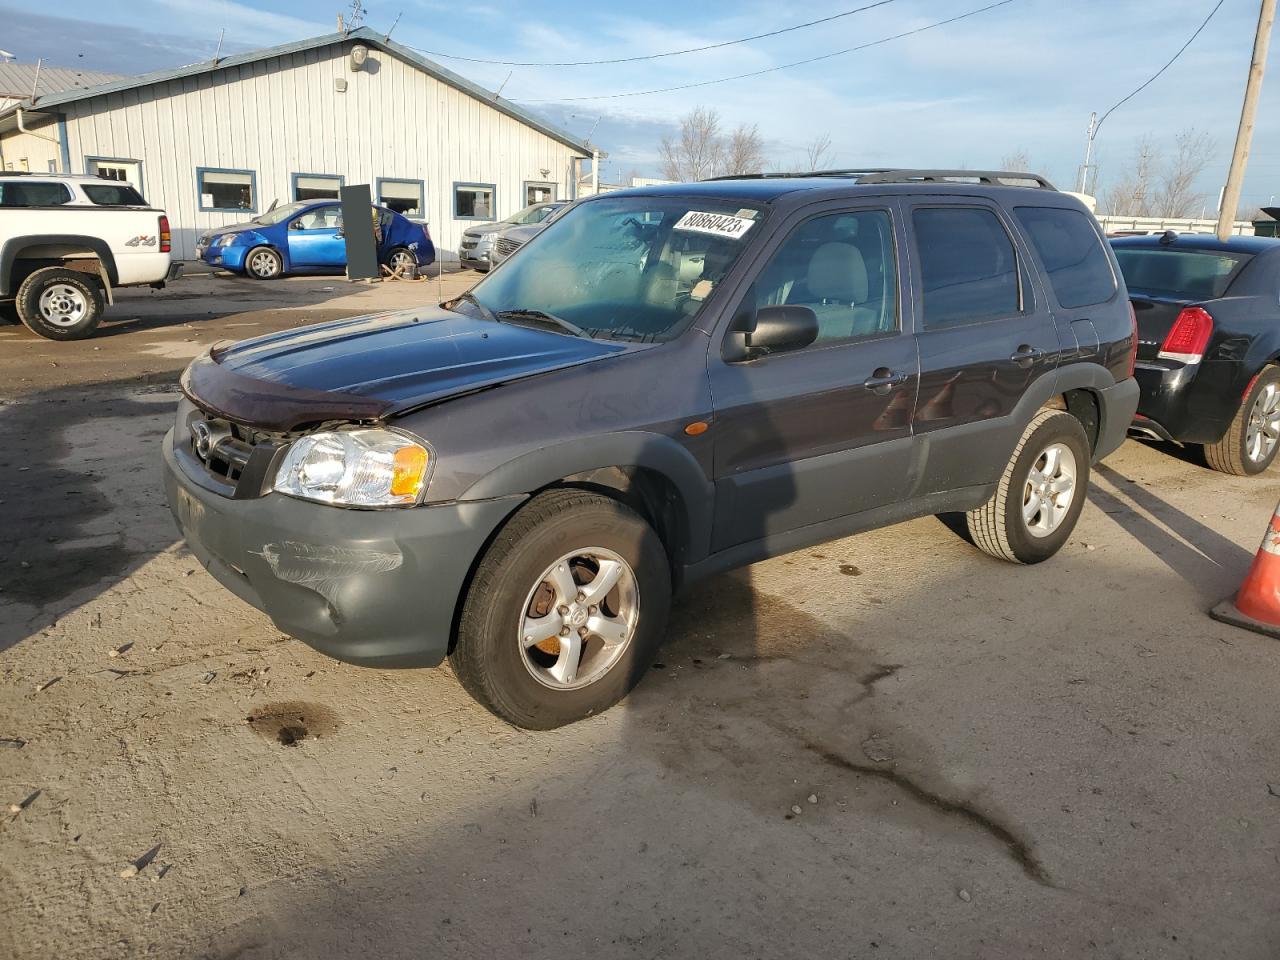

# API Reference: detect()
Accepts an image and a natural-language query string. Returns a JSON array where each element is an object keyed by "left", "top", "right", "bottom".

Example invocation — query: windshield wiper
[
  {"left": 495, "top": 309, "right": 586, "bottom": 338},
  {"left": 446, "top": 290, "right": 498, "bottom": 323}
]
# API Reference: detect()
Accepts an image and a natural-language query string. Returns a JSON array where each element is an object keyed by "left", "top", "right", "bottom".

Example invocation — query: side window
[
  {"left": 1014, "top": 206, "right": 1115, "bottom": 308},
  {"left": 753, "top": 210, "right": 898, "bottom": 345},
  {"left": 0, "top": 181, "right": 73, "bottom": 206},
  {"left": 291, "top": 205, "right": 343, "bottom": 231},
  {"left": 913, "top": 207, "right": 1020, "bottom": 329}
]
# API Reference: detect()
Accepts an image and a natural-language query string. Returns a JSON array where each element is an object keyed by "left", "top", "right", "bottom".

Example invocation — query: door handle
[
  {"left": 1010, "top": 345, "right": 1045, "bottom": 368},
  {"left": 863, "top": 368, "right": 908, "bottom": 394}
]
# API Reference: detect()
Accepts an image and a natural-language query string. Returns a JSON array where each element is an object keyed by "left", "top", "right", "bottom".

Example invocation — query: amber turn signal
[
  {"left": 684, "top": 420, "right": 710, "bottom": 436},
  {"left": 390, "top": 445, "right": 429, "bottom": 497}
]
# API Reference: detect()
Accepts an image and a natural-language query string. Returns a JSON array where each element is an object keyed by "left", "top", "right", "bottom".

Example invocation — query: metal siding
[{"left": 56, "top": 41, "right": 584, "bottom": 260}]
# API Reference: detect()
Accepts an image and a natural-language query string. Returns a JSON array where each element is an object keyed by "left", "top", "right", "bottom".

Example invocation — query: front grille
[
  {"left": 493, "top": 236, "right": 523, "bottom": 257},
  {"left": 185, "top": 410, "right": 283, "bottom": 497},
  {"left": 460, "top": 237, "right": 478, "bottom": 251}
]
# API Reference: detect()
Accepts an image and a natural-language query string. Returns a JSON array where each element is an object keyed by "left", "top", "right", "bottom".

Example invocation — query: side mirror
[{"left": 727, "top": 304, "right": 818, "bottom": 361}]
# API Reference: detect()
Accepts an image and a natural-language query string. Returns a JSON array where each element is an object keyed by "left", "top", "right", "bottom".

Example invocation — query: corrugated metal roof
[
  {"left": 0, "top": 28, "right": 598, "bottom": 157},
  {"left": 0, "top": 63, "right": 126, "bottom": 98}
]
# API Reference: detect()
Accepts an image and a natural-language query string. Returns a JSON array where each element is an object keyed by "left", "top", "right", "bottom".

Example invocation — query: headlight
[
  {"left": 219, "top": 234, "right": 237, "bottom": 248},
  {"left": 274, "top": 429, "right": 432, "bottom": 507}
]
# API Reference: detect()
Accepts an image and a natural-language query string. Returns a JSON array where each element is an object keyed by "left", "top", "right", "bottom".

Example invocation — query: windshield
[
  {"left": 459, "top": 197, "right": 763, "bottom": 341},
  {"left": 251, "top": 200, "right": 311, "bottom": 226},
  {"left": 506, "top": 202, "right": 561, "bottom": 226},
  {"left": 1113, "top": 247, "right": 1251, "bottom": 301}
]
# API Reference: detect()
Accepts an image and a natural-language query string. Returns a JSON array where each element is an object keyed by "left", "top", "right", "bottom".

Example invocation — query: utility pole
[
  {"left": 1218, "top": 0, "right": 1276, "bottom": 241},
  {"left": 1077, "top": 111, "right": 1098, "bottom": 194}
]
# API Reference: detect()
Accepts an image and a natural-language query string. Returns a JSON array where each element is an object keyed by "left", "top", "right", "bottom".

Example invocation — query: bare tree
[
  {"left": 721, "top": 123, "right": 766, "bottom": 177},
  {"left": 1153, "top": 128, "right": 1215, "bottom": 218},
  {"left": 1102, "top": 134, "right": 1157, "bottom": 216},
  {"left": 805, "top": 133, "right": 835, "bottom": 171},
  {"left": 659, "top": 107, "right": 723, "bottom": 183},
  {"left": 1001, "top": 148, "right": 1031, "bottom": 172}
]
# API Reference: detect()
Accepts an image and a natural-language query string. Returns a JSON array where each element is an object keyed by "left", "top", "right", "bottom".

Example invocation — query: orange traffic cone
[{"left": 1211, "top": 500, "right": 1280, "bottom": 639}]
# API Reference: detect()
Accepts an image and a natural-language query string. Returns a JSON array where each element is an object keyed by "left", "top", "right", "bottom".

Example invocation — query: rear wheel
[
  {"left": 450, "top": 489, "right": 671, "bottom": 729},
  {"left": 244, "top": 246, "right": 283, "bottom": 280},
  {"left": 966, "top": 410, "right": 1091, "bottom": 564},
  {"left": 1203, "top": 367, "right": 1280, "bottom": 476},
  {"left": 15, "top": 266, "right": 105, "bottom": 341},
  {"left": 385, "top": 247, "right": 416, "bottom": 278}
]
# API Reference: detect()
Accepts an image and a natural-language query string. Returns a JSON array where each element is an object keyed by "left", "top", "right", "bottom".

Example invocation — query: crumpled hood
[
  {"left": 209, "top": 220, "right": 267, "bottom": 238},
  {"left": 186, "top": 306, "right": 637, "bottom": 429}
]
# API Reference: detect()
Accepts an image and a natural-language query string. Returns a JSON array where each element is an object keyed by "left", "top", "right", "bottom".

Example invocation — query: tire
[
  {"left": 244, "top": 246, "right": 283, "bottom": 280},
  {"left": 1202, "top": 367, "right": 1280, "bottom": 476},
  {"left": 15, "top": 266, "right": 105, "bottom": 341},
  {"left": 451, "top": 489, "right": 672, "bottom": 729},
  {"left": 966, "top": 409, "right": 1091, "bottom": 565},
  {"left": 385, "top": 247, "right": 416, "bottom": 278}
]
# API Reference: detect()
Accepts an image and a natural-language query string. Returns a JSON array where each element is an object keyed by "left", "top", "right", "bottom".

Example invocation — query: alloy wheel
[
  {"left": 1245, "top": 382, "right": 1280, "bottom": 464},
  {"left": 518, "top": 547, "right": 639, "bottom": 690},
  {"left": 248, "top": 250, "right": 279, "bottom": 278},
  {"left": 1022, "top": 442, "right": 1077, "bottom": 538}
]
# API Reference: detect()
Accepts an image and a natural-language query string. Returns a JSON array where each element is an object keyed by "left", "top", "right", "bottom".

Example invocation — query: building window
[
  {"left": 454, "top": 182, "right": 495, "bottom": 220},
  {"left": 524, "top": 181, "right": 556, "bottom": 205},
  {"left": 377, "top": 178, "right": 424, "bottom": 217},
  {"left": 292, "top": 173, "right": 343, "bottom": 201},
  {"left": 86, "top": 156, "right": 142, "bottom": 192},
  {"left": 197, "top": 167, "right": 256, "bottom": 213}
]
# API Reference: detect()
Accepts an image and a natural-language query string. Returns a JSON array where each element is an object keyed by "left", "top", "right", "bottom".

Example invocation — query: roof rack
[{"left": 704, "top": 168, "right": 1058, "bottom": 191}]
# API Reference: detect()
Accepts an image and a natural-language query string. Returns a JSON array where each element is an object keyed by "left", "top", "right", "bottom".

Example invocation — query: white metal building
[{"left": 0, "top": 28, "right": 599, "bottom": 260}]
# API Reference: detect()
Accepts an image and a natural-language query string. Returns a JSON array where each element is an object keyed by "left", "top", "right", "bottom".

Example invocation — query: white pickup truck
[{"left": 0, "top": 173, "right": 181, "bottom": 340}]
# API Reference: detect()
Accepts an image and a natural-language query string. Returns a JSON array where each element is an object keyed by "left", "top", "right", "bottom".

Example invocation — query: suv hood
[
  {"left": 184, "top": 306, "right": 636, "bottom": 430},
  {"left": 462, "top": 222, "right": 507, "bottom": 239}
]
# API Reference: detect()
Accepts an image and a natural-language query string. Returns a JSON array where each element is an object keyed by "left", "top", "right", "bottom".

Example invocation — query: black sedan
[{"left": 1111, "top": 232, "right": 1280, "bottom": 475}]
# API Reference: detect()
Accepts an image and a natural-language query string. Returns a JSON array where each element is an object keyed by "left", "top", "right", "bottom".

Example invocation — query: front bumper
[
  {"left": 196, "top": 244, "right": 250, "bottom": 272},
  {"left": 162, "top": 428, "right": 524, "bottom": 667}
]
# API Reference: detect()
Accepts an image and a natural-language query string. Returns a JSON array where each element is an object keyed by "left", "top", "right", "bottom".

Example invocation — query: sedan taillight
[
  {"left": 1158, "top": 306, "right": 1214, "bottom": 364},
  {"left": 159, "top": 215, "right": 172, "bottom": 254}
]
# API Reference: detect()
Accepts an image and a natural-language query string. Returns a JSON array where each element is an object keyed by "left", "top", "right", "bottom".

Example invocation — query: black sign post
[{"left": 340, "top": 183, "right": 380, "bottom": 281}]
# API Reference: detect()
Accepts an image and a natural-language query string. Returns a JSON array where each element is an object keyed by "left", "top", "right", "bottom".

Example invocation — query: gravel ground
[{"left": 2, "top": 268, "right": 1279, "bottom": 959}]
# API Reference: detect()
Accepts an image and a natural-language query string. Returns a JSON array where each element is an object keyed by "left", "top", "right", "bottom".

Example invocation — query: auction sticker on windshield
[{"left": 674, "top": 211, "right": 757, "bottom": 240}]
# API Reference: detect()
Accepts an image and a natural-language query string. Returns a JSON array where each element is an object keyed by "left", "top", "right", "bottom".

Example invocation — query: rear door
[
  {"left": 287, "top": 204, "right": 346, "bottom": 268},
  {"left": 708, "top": 200, "right": 919, "bottom": 551},
  {"left": 905, "top": 199, "right": 1062, "bottom": 494}
]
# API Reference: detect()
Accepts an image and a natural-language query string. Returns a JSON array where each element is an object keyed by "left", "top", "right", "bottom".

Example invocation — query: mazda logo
[{"left": 191, "top": 421, "right": 214, "bottom": 459}]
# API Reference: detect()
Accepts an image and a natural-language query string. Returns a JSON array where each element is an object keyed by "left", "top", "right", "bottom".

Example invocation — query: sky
[{"left": 3, "top": 0, "right": 1278, "bottom": 213}]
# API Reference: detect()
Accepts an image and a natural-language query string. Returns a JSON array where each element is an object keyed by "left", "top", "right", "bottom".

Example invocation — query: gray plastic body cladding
[{"left": 163, "top": 428, "right": 525, "bottom": 667}]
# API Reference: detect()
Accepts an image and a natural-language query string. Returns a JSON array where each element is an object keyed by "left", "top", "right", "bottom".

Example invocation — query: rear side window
[
  {"left": 1112, "top": 248, "right": 1251, "bottom": 301},
  {"left": 913, "top": 207, "right": 1020, "bottom": 328},
  {"left": 1014, "top": 206, "right": 1116, "bottom": 308},
  {"left": 82, "top": 183, "right": 147, "bottom": 206},
  {"left": 0, "top": 181, "right": 73, "bottom": 207}
]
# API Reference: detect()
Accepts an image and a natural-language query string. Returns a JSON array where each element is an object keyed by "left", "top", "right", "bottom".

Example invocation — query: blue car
[{"left": 195, "top": 199, "right": 435, "bottom": 279}]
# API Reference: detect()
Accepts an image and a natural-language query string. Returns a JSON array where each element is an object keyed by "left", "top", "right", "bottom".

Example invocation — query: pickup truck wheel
[
  {"left": 966, "top": 409, "right": 1090, "bottom": 565},
  {"left": 15, "top": 267, "right": 105, "bottom": 341},
  {"left": 245, "top": 246, "right": 283, "bottom": 280},
  {"left": 1202, "top": 368, "right": 1280, "bottom": 476},
  {"left": 451, "top": 489, "right": 671, "bottom": 729}
]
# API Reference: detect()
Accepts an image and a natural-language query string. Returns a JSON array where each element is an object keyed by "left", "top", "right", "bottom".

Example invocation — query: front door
[
  {"left": 905, "top": 200, "right": 1062, "bottom": 494},
  {"left": 287, "top": 204, "right": 346, "bottom": 268},
  {"left": 708, "top": 203, "right": 919, "bottom": 551}
]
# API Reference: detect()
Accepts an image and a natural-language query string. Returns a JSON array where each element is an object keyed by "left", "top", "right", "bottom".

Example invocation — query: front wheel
[
  {"left": 450, "top": 489, "right": 671, "bottom": 729},
  {"left": 15, "top": 266, "right": 105, "bottom": 340},
  {"left": 1202, "top": 367, "right": 1280, "bottom": 476},
  {"left": 244, "top": 246, "right": 283, "bottom": 280},
  {"left": 966, "top": 409, "right": 1091, "bottom": 564}
]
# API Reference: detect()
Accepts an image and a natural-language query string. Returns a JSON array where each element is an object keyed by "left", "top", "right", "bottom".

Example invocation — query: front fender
[{"left": 459, "top": 431, "right": 715, "bottom": 563}]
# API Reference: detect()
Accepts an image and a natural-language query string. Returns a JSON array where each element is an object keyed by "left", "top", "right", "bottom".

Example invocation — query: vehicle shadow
[
  {"left": 1089, "top": 462, "right": 1253, "bottom": 600},
  {"left": 1129, "top": 435, "right": 1211, "bottom": 471}
]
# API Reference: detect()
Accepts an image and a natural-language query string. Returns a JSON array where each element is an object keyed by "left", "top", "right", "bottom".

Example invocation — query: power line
[
  {"left": 1095, "top": 0, "right": 1226, "bottom": 135},
  {"left": 407, "top": 0, "right": 903, "bottom": 67},
  {"left": 518, "top": 0, "right": 1018, "bottom": 103}
]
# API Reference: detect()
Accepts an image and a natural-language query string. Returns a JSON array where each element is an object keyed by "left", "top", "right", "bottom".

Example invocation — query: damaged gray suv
[{"left": 164, "top": 169, "right": 1139, "bottom": 729}]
